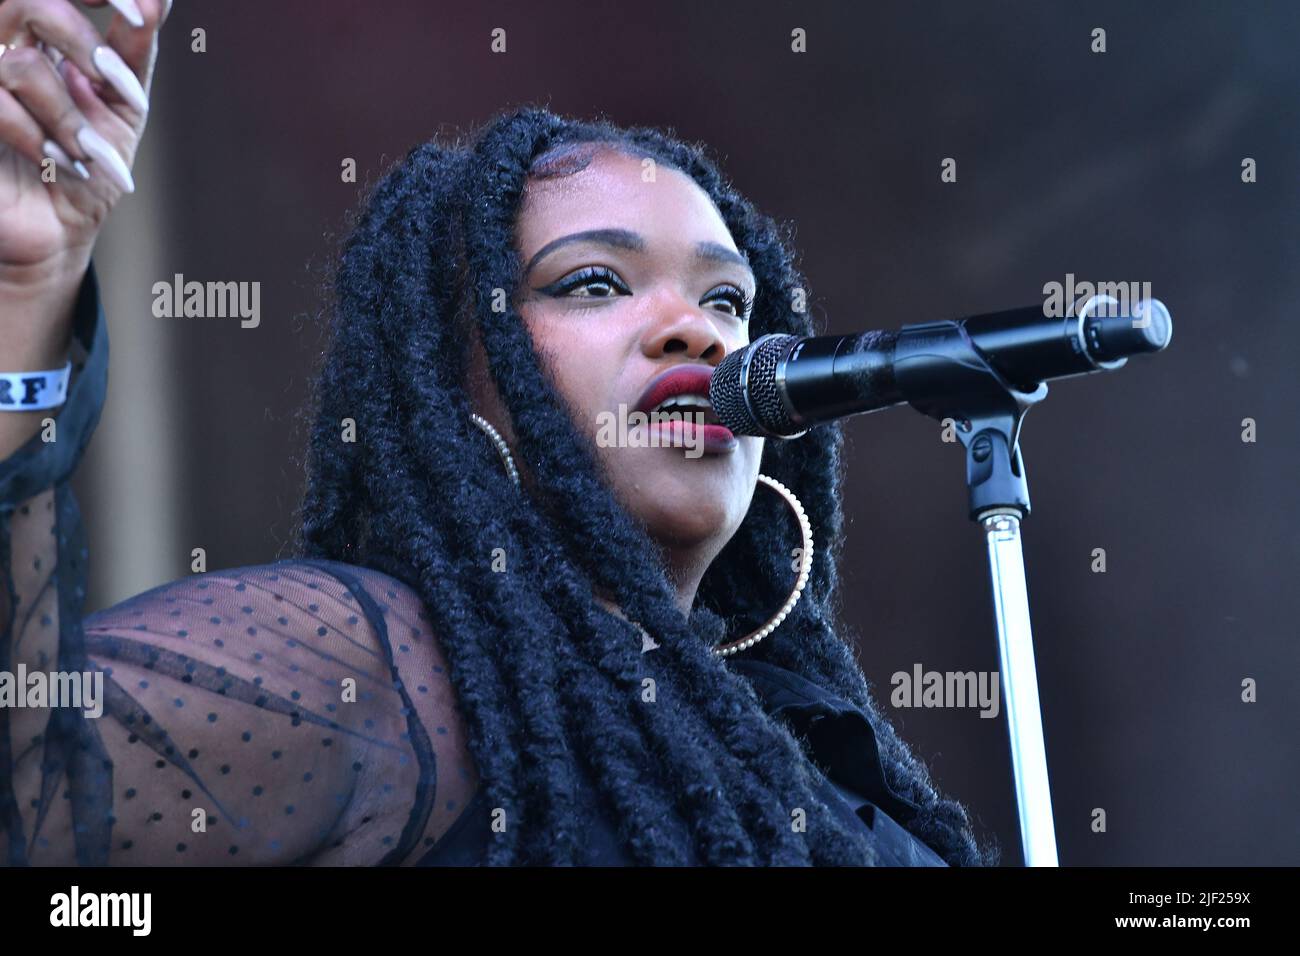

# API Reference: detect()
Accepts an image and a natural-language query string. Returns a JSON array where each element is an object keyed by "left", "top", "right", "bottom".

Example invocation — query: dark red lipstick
[{"left": 632, "top": 365, "right": 736, "bottom": 454}]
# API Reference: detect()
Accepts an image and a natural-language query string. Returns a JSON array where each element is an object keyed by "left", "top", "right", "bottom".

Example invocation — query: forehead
[{"left": 515, "top": 148, "right": 738, "bottom": 255}]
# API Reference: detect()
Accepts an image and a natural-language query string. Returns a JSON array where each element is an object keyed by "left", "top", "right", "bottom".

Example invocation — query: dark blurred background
[{"left": 75, "top": 0, "right": 1299, "bottom": 865}]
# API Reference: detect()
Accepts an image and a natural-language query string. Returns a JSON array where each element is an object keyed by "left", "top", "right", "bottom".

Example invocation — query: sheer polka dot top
[
  {"left": 0, "top": 264, "right": 481, "bottom": 866},
  {"left": 3, "top": 533, "right": 480, "bottom": 865}
]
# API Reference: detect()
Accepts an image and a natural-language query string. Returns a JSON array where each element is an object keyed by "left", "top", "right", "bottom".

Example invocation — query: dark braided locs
[{"left": 293, "top": 105, "right": 1000, "bottom": 866}]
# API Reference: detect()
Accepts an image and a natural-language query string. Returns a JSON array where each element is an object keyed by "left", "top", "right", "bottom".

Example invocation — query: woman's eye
[
  {"left": 546, "top": 267, "right": 630, "bottom": 300},
  {"left": 705, "top": 286, "right": 754, "bottom": 319},
  {"left": 575, "top": 280, "right": 618, "bottom": 297}
]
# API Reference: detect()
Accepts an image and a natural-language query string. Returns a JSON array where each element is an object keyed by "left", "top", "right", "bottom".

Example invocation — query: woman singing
[{"left": 0, "top": 0, "right": 998, "bottom": 866}]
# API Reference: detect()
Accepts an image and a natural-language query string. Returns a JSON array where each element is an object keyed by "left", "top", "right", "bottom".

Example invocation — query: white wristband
[{"left": 0, "top": 361, "right": 72, "bottom": 411}]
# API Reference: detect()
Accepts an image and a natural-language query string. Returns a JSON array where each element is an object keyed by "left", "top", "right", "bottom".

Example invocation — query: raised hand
[{"left": 0, "top": 0, "right": 168, "bottom": 283}]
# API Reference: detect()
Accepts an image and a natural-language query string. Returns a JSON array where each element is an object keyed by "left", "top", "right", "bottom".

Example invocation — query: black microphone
[{"left": 710, "top": 297, "right": 1172, "bottom": 437}]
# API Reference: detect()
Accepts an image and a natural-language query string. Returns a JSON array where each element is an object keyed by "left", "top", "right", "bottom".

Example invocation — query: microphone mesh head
[{"left": 710, "top": 334, "right": 801, "bottom": 436}]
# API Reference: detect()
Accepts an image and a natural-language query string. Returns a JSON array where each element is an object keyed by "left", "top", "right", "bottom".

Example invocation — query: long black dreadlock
[{"left": 292, "top": 106, "right": 999, "bottom": 866}]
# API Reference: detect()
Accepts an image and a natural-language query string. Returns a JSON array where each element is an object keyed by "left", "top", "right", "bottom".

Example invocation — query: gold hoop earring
[
  {"left": 469, "top": 411, "right": 521, "bottom": 489},
  {"left": 468, "top": 411, "right": 812, "bottom": 657},
  {"left": 710, "top": 474, "right": 813, "bottom": 658}
]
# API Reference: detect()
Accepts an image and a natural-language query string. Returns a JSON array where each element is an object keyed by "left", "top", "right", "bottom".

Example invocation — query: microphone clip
[{"left": 893, "top": 321, "right": 1048, "bottom": 521}]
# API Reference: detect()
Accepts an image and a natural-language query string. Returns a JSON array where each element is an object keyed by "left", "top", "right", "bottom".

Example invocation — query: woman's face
[{"left": 501, "top": 146, "right": 765, "bottom": 561}]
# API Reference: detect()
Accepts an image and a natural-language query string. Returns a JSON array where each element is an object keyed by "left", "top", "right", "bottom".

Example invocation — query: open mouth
[{"left": 645, "top": 394, "right": 723, "bottom": 426}]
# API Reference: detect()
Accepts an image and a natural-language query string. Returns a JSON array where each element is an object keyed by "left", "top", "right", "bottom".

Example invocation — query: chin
[
  {"left": 602, "top": 446, "right": 750, "bottom": 546},
  {"left": 632, "top": 483, "right": 739, "bottom": 550}
]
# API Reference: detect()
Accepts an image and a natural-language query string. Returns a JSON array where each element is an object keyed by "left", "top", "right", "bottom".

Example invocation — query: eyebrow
[{"left": 522, "top": 227, "right": 754, "bottom": 282}]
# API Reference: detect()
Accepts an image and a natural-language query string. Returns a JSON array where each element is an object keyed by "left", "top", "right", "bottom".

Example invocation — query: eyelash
[{"left": 546, "top": 266, "right": 753, "bottom": 319}]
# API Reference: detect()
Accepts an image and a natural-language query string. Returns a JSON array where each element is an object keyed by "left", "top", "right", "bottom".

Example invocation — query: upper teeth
[{"left": 650, "top": 394, "right": 712, "bottom": 414}]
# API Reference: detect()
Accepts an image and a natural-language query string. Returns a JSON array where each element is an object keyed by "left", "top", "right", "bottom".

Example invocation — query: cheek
[{"left": 522, "top": 313, "right": 621, "bottom": 433}]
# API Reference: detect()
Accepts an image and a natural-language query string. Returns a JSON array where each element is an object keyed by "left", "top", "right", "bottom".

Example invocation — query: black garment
[
  {"left": 421, "top": 656, "right": 946, "bottom": 866},
  {"left": 0, "top": 265, "right": 946, "bottom": 867}
]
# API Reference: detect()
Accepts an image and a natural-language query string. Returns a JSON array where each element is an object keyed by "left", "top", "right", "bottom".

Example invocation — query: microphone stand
[{"left": 894, "top": 322, "right": 1058, "bottom": 867}]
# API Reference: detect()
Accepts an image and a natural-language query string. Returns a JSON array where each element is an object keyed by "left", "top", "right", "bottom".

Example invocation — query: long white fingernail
[
  {"left": 76, "top": 126, "right": 135, "bottom": 194},
  {"left": 42, "top": 140, "right": 92, "bottom": 180},
  {"left": 92, "top": 46, "right": 149, "bottom": 115},
  {"left": 105, "top": 0, "right": 146, "bottom": 28}
]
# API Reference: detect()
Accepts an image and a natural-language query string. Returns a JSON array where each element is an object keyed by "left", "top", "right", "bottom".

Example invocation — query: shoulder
[
  {"left": 84, "top": 557, "right": 424, "bottom": 655},
  {"left": 83, "top": 557, "right": 481, "bottom": 864},
  {"left": 283, "top": 559, "right": 482, "bottom": 863}
]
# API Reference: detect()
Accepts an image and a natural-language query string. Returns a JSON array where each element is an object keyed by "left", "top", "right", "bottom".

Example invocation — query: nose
[{"left": 639, "top": 290, "right": 730, "bottom": 365}]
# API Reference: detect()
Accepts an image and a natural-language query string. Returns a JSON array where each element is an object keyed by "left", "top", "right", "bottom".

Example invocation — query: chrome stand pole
[{"left": 980, "top": 508, "right": 1058, "bottom": 867}]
